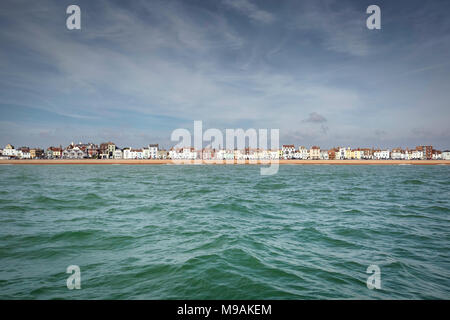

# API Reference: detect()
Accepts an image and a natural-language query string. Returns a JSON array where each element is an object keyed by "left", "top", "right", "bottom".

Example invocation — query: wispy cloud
[
  {"left": 289, "top": 0, "right": 371, "bottom": 56},
  {"left": 223, "top": 0, "right": 275, "bottom": 24},
  {"left": 1, "top": 0, "right": 450, "bottom": 149}
]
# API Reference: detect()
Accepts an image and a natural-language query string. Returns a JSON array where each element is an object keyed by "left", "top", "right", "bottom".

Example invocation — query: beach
[{"left": 1, "top": 159, "right": 450, "bottom": 165}]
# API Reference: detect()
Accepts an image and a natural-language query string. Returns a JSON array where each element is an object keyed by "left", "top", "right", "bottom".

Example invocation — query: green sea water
[{"left": 0, "top": 164, "right": 449, "bottom": 299}]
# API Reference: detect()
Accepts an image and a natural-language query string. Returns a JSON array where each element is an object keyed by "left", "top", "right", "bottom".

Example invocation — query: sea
[{"left": 0, "top": 164, "right": 449, "bottom": 299}]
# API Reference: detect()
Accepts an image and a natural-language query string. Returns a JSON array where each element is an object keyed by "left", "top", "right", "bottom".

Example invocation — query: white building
[
  {"left": 234, "top": 149, "right": 244, "bottom": 161},
  {"left": 17, "top": 148, "right": 31, "bottom": 159},
  {"left": 391, "top": 148, "right": 404, "bottom": 160},
  {"left": 282, "top": 145, "right": 295, "bottom": 159},
  {"left": 169, "top": 148, "right": 180, "bottom": 160},
  {"left": 148, "top": 144, "right": 158, "bottom": 159},
  {"left": 62, "top": 147, "right": 86, "bottom": 159},
  {"left": 298, "top": 146, "right": 309, "bottom": 159},
  {"left": 336, "top": 147, "right": 346, "bottom": 160},
  {"left": 309, "top": 146, "right": 321, "bottom": 160},
  {"left": 215, "top": 149, "right": 235, "bottom": 161},
  {"left": 169, "top": 147, "right": 198, "bottom": 160},
  {"left": 269, "top": 150, "right": 279, "bottom": 160},
  {"left": 432, "top": 151, "right": 442, "bottom": 160},
  {"left": 320, "top": 150, "right": 329, "bottom": 160},
  {"left": 2, "top": 144, "right": 17, "bottom": 157},
  {"left": 404, "top": 149, "right": 413, "bottom": 160},
  {"left": 114, "top": 149, "right": 123, "bottom": 159},
  {"left": 442, "top": 151, "right": 450, "bottom": 160},
  {"left": 142, "top": 147, "right": 150, "bottom": 159},
  {"left": 373, "top": 149, "right": 390, "bottom": 160},
  {"left": 411, "top": 149, "right": 423, "bottom": 160},
  {"left": 183, "top": 147, "right": 197, "bottom": 160},
  {"left": 123, "top": 148, "right": 143, "bottom": 159},
  {"left": 214, "top": 149, "right": 226, "bottom": 160},
  {"left": 142, "top": 144, "right": 158, "bottom": 159}
]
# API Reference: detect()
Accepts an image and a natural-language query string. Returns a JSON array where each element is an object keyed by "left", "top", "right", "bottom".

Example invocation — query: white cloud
[{"left": 223, "top": 0, "right": 275, "bottom": 24}]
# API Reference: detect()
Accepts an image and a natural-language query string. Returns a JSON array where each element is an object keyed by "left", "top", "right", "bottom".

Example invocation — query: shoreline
[{"left": 1, "top": 159, "right": 450, "bottom": 165}]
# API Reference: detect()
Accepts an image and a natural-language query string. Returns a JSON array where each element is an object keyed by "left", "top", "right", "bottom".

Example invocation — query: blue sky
[{"left": 1, "top": 0, "right": 449, "bottom": 149}]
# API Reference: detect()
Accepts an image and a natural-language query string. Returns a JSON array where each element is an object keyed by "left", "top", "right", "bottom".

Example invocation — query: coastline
[{"left": 1, "top": 159, "right": 450, "bottom": 165}]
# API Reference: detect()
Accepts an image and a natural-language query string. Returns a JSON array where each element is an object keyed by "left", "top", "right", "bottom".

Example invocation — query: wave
[{"left": 402, "top": 179, "right": 424, "bottom": 185}]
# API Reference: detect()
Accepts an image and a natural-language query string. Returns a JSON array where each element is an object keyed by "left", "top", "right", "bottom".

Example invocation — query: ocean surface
[{"left": 0, "top": 164, "right": 449, "bottom": 299}]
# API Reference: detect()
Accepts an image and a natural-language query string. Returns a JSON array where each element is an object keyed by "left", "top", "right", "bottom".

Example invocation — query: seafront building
[
  {"left": 309, "top": 146, "right": 321, "bottom": 160},
  {"left": 442, "top": 151, "right": 450, "bottom": 160},
  {"left": 0, "top": 142, "right": 445, "bottom": 161},
  {"left": 46, "top": 147, "right": 62, "bottom": 159},
  {"left": 2, "top": 144, "right": 16, "bottom": 157},
  {"left": 282, "top": 145, "right": 295, "bottom": 159}
]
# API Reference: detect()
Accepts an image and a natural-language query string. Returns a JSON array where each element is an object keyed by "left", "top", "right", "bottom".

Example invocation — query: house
[
  {"left": 62, "top": 146, "right": 86, "bottom": 159},
  {"left": 85, "top": 143, "right": 99, "bottom": 158},
  {"left": 215, "top": 149, "right": 225, "bottom": 160},
  {"left": 157, "top": 149, "right": 168, "bottom": 159},
  {"left": 391, "top": 148, "right": 404, "bottom": 160},
  {"left": 148, "top": 144, "right": 158, "bottom": 159},
  {"left": 30, "top": 148, "right": 44, "bottom": 159},
  {"left": 169, "top": 148, "right": 182, "bottom": 160},
  {"left": 114, "top": 149, "right": 123, "bottom": 159},
  {"left": 351, "top": 149, "right": 364, "bottom": 160},
  {"left": 328, "top": 148, "right": 338, "bottom": 160},
  {"left": 142, "top": 147, "right": 150, "bottom": 159},
  {"left": 2, "top": 144, "right": 17, "bottom": 158},
  {"left": 99, "top": 142, "right": 116, "bottom": 159},
  {"left": 299, "top": 146, "right": 309, "bottom": 159},
  {"left": 64, "top": 146, "right": 85, "bottom": 159},
  {"left": 309, "top": 146, "right": 320, "bottom": 160},
  {"left": 46, "top": 146, "right": 62, "bottom": 159},
  {"left": 432, "top": 150, "right": 442, "bottom": 160},
  {"left": 268, "top": 150, "right": 279, "bottom": 160},
  {"left": 345, "top": 147, "right": 352, "bottom": 160},
  {"left": 336, "top": 147, "right": 347, "bottom": 160},
  {"left": 201, "top": 148, "right": 215, "bottom": 160},
  {"left": 320, "top": 150, "right": 329, "bottom": 160},
  {"left": 411, "top": 149, "right": 423, "bottom": 160},
  {"left": 361, "top": 148, "right": 373, "bottom": 160},
  {"left": 256, "top": 149, "right": 272, "bottom": 160},
  {"left": 184, "top": 147, "right": 198, "bottom": 160},
  {"left": 168, "top": 147, "right": 198, "bottom": 160},
  {"left": 232, "top": 149, "right": 241, "bottom": 160},
  {"left": 373, "top": 149, "right": 390, "bottom": 160},
  {"left": 0, "top": 149, "right": 7, "bottom": 160},
  {"left": 215, "top": 149, "right": 234, "bottom": 160},
  {"left": 442, "top": 150, "right": 450, "bottom": 160},
  {"left": 282, "top": 145, "right": 295, "bottom": 159},
  {"left": 18, "top": 147, "right": 31, "bottom": 159},
  {"left": 243, "top": 147, "right": 260, "bottom": 160},
  {"left": 142, "top": 144, "right": 159, "bottom": 159},
  {"left": 416, "top": 146, "right": 433, "bottom": 160},
  {"left": 403, "top": 148, "right": 411, "bottom": 160},
  {"left": 123, "top": 148, "right": 143, "bottom": 159}
]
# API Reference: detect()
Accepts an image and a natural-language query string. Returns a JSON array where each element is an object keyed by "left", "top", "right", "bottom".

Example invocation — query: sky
[{"left": 0, "top": 0, "right": 449, "bottom": 149}]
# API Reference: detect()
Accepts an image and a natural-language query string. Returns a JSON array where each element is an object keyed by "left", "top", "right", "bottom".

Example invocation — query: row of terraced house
[{"left": 1, "top": 142, "right": 450, "bottom": 160}]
